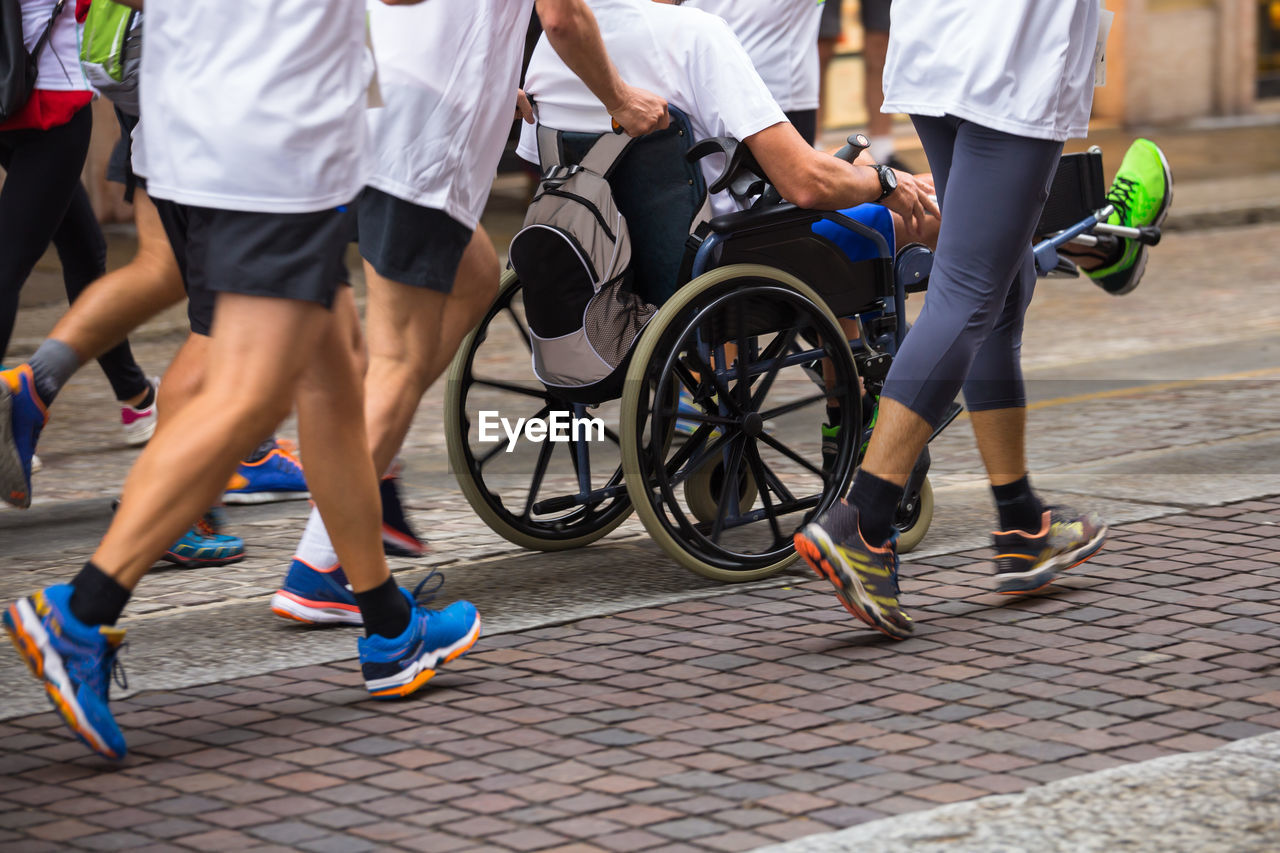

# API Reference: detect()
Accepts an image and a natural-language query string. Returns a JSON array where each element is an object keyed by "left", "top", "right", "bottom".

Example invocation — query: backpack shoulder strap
[
  {"left": 579, "top": 130, "right": 633, "bottom": 179},
  {"left": 535, "top": 124, "right": 566, "bottom": 172},
  {"left": 32, "top": 0, "right": 67, "bottom": 61}
]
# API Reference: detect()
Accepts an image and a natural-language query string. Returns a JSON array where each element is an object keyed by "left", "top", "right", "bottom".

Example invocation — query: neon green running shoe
[{"left": 1086, "top": 138, "right": 1173, "bottom": 296}]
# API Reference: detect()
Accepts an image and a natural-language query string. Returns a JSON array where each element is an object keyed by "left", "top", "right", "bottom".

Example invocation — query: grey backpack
[{"left": 509, "top": 126, "right": 656, "bottom": 396}]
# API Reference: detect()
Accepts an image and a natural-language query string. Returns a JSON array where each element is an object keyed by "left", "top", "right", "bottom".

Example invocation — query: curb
[
  {"left": 0, "top": 498, "right": 114, "bottom": 532},
  {"left": 1164, "top": 200, "right": 1280, "bottom": 231}
]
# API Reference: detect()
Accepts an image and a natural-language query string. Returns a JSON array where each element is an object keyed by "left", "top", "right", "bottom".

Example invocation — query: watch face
[{"left": 883, "top": 167, "right": 898, "bottom": 191}]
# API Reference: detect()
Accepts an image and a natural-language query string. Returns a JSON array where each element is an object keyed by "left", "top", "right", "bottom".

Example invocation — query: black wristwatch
[{"left": 874, "top": 164, "right": 898, "bottom": 202}]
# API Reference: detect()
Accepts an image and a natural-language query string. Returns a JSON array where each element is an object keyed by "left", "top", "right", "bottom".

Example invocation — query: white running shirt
[
  {"left": 137, "top": 0, "right": 370, "bottom": 213},
  {"left": 686, "top": 0, "right": 823, "bottom": 113},
  {"left": 366, "top": 0, "right": 537, "bottom": 229},
  {"left": 882, "top": 0, "right": 1099, "bottom": 141},
  {"left": 19, "top": 0, "right": 88, "bottom": 92},
  {"left": 518, "top": 0, "right": 786, "bottom": 219}
]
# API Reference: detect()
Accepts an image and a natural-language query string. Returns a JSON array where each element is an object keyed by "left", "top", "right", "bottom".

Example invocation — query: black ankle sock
[
  {"left": 128, "top": 383, "right": 155, "bottom": 410},
  {"left": 355, "top": 575, "right": 412, "bottom": 639},
  {"left": 847, "top": 469, "right": 904, "bottom": 546},
  {"left": 826, "top": 405, "right": 841, "bottom": 428},
  {"left": 992, "top": 475, "right": 1045, "bottom": 533},
  {"left": 69, "top": 562, "right": 131, "bottom": 627}
]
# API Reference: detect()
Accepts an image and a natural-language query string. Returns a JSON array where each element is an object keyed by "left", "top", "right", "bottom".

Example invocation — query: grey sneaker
[
  {"left": 993, "top": 506, "right": 1107, "bottom": 594},
  {"left": 794, "top": 502, "right": 912, "bottom": 640}
]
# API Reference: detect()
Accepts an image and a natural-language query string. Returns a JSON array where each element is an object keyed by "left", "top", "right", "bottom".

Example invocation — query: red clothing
[{"left": 0, "top": 0, "right": 95, "bottom": 132}]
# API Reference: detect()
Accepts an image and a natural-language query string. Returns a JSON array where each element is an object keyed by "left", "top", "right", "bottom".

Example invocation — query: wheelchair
[{"left": 445, "top": 112, "right": 1159, "bottom": 583}]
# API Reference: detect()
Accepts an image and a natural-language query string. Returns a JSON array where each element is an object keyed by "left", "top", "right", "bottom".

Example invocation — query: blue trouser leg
[{"left": 879, "top": 115, "right": 1063, "bottom": 428}]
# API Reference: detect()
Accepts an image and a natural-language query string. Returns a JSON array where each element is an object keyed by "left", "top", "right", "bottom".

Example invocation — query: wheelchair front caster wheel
[
  {"left": 894, "top": 476, "right": 934, "bottom": 554},
  {"left": 684, "top": 454, "right": 758, "bottom": 525}
]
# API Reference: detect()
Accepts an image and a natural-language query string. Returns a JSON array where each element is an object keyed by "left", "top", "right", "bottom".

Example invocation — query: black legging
[{"left": 0, "top": 105, "right": 148, "bottom": 400}]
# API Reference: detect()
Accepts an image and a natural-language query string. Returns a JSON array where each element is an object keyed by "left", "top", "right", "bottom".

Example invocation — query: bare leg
[
  {"left": 294, "top": 289, "right": 390, "bottom": 593},
  {"left": 48, "top": 190, "right": 185, "bottom": 366},
  {"left": 818, "top": 37, "right": 838, "bottom": 133},
  {"left": 154, "top": 332, "right": 207, "bottom": 432},
  {"left": 364, "top": 226, "right": 500, "bottom": 474},
  {"left": 969, "top": 407, "right": 1027, "bottom": 487},
  {"left": 92, "top": 294, "right": 332, "bottom": 588},
  {"left": 859, "top": 397, "right": 933, "bottom": 485}
]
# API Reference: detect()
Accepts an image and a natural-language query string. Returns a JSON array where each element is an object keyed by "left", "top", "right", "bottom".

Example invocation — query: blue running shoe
[
  {"left": 223, "top": 438, "right": 309, "bottom": 505},
  {"left": 674, "top": 389, "right": 723, "bottom": 439},
  {"left": 271, "top": 559, "right": 362, "bottom": 625},
  {"left": 359, "top": 576, "right": 481, "bottom": 700},
  {"left": 162, "top": 512, "right": 245, "bottom": 568},
  {"left": 3, "top": 585, "right": 128, "bottom": 760},
  {"left": 1, "top": 364, "right": 48, "bottom": 509}
]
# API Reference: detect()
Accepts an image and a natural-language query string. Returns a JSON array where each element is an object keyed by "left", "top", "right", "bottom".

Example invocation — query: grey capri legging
[{"left": 879, "top": 114, "right": 1064, "bottom": 428}]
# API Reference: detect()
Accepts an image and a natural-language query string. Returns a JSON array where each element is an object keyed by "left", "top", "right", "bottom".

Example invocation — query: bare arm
[
  {"left": 746, "top": 122, "right": 939, "bottom": 231},
  {"left": 535, "top": 0, "right": 669, "bottom": 135}
]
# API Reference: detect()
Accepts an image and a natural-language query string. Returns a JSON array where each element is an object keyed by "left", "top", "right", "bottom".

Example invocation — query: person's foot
[
  {"left": 359, "top": 579, "right": 482, "bottom": 699},
  {"left": 993, "top": 506, "right": 1108, "bottom": 594},
  {"left": 3, "top": 585, "right": 128, "bottom": 760},
  {"left": 223, "top": 438, "right": 310, "bottom": 504},
  {"left": 794, "top": 501, "right": 912, "bottom": 639},
  {"left": 163, "top": 512, "right": 246, "bottom": 568},
  {"left": 381, "top": 475, "right": 426, "bottom": 558},
  {"left": 120, "top": 377, "right": 159, "bottom": 447},
  {"left": 271, "top": 559, "right": 362, "bottom": 625},
  {"left": 1078, "top": 139, "right": 1173, "bottom": 296},
  {"left": 1, "top": 365, "right": 48, "bottom": 508}
]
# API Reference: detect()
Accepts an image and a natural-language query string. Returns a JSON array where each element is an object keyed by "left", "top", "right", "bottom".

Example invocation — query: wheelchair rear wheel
[
  {"left": 621, "top": 265, "right": 861, "bottom": 582},
  {"left": 445, "top": 271, "right": 633, "bottom": 550}
]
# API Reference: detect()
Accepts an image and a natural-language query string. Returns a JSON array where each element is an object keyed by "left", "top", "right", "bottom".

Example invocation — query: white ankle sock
[
  {"left": 294, "top": 505, "right": 339, "bottom": 568},
  {"left": 869, "top": 135, "right": 895, "bottom": 165}
]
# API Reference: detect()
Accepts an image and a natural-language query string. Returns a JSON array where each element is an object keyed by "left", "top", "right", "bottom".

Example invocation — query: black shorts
[
  {"left": 861, "top": 0, "right": 892, "bottom": 33},
  {"left": 153, "top": 198, "right": 353, "bottom": 336},
  {"left": 355, "top": 186, "right": 473, "bottom": 293},
  {"left": 819, "top": 0, "right": 842, "bottom": 39},
  {"left": 106, "top": 108, "right": 146, "bottom": 200},
  {"left": 786, "top": 109, "right": 818, "bottom": 147}
]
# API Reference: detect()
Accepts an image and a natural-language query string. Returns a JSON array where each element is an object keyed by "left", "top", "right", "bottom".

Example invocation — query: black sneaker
[
  {"left": 794, "top": 501, "right": 912, "bottom": 639},
  {"left": 381, "top": 475, "right": 425, "bottom": 558},
  {"left": 993, "top": 506, "right": 1107, "bottom": 594}
]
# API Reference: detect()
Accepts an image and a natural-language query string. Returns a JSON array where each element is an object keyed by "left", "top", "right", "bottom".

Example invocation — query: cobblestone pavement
[
  {"left": 2, "top": 218, "right": 1279, "bottom": 849},
  {"left": 3, "top": 497, "right": 1280, "bottom": 852}
]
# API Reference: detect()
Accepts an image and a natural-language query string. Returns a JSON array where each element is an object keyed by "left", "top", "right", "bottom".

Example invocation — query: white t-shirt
[
  {"left": 518, "top": 0, "right": 786, "bottom": 219},
  {"left": 882, "top": 0, "right": 1099, "bottom": 141},
  {"left": 366, "top": 0, "right": 536, "bottom": 229},
  {"left": 20, "top": 0, "right": 88, "bottom": 92},
  {"left": 137, "top": 0, "right": 370, "bottom": 213},
  {"left": 685, "top": 0, "right": 822, "bottom": 113}
]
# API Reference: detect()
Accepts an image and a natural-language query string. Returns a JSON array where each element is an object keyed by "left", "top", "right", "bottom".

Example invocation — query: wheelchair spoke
[
  {"left": 504, "top": 305, "right": 534, "bottom": 354},
  {"left": 710, "top": 437, "right": 747, "bottom": 545},
  {"left": 760, "top": 392, "right": 827, "bottom": 422},
  {"left": 749, "top": 328, "right": 799, "bottom": 410},
  {"left": 751, "top": 444, "right": 799, "bottom": 505},
  {"left": 744, "top": 441, "right": 785, "bottom": 548},
  {"left": 477, "top": 403, "right": 551, "bottom": 469},
  {"left": 522, "top": 434, "right": 556, "bottom": 518},
  {"left": 683, "top": 346, "right": 743, "bottom": 416},
  {"left": 757, "top": 431, "right": 824, "bottom": 479}
]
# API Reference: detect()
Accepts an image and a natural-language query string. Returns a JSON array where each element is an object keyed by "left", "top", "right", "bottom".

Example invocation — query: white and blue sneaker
[
  {"left": 3, "top": 585, "right": 128, "bottom": 760},
  {"left": 359, "top": 577, "right": 481, "bottom": 700},
  {"left": 224, "top": 438, "right": 309, "bottom": 505},
  {"left": 271, "top": 559, "right": 362, "bottom": 625}
]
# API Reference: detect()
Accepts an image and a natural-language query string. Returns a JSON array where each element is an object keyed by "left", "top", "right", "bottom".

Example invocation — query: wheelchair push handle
[{"left": 834, "top": 133, "right": 870, "bottom": 164}]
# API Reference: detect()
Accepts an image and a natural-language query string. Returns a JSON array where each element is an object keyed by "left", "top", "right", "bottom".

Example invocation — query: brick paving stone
[{"left": 5, "top": 501, "right": 1280, "bottom": 851}]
